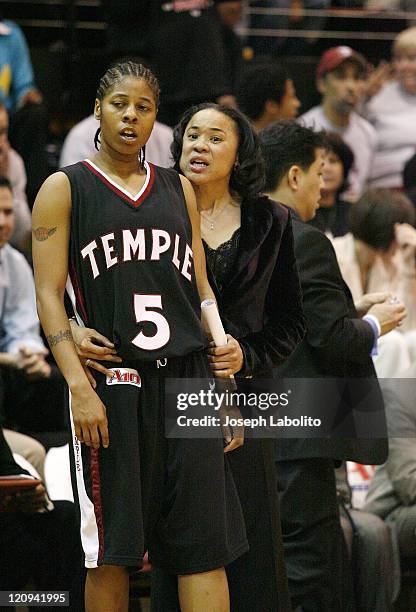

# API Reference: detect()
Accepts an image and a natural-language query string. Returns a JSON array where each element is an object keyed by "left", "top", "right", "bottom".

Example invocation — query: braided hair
[{"left": 96, "top": 60, "right": 160, "bottom": 105}]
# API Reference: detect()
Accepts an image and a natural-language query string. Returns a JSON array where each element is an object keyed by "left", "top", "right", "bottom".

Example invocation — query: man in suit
[{"left": 258, "top": 120, "right": 405, "bottom": 611}]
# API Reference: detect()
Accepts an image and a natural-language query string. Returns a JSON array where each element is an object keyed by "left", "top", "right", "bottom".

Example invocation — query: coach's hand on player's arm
[
  {"left": 208, "top": 334, "right": 244, "bottom": 378},
  {"left": 69, "top": 320, "right": 122, "bottom": 387}
]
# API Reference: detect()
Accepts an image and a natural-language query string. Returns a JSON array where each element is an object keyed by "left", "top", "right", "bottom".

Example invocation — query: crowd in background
[{"left": 1, "top": 1, "right": 416, "bottom": 609}]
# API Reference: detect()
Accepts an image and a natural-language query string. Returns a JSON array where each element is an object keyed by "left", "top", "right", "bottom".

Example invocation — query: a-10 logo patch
[{"left": 106, "top": 368, "right": 141, "bottom": 388}]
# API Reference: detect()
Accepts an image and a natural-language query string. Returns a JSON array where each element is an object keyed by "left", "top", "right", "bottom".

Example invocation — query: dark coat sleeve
[
  {"left": 238, "top": 212, "right": 306, "bottom": 376},
  {"left": 295, "top": 226, "right": 374, "bottom": 369}
]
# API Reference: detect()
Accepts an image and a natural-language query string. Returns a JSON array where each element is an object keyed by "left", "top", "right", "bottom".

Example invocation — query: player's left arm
[{"left": 180, "top": 175, "right": 244, "bottom": 377}]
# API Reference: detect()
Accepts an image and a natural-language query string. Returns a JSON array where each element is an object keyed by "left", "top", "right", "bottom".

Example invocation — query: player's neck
[{"left": 93, "top": 148, "right": 145, "bottom": 178}]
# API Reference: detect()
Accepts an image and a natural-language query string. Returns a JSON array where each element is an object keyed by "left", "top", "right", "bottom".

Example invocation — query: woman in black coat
[
  {"left": 157, "top": 103, "right": 305, "bottom": 612},
  {"left": 72, "top": 104, "right": 305, "bottom": 611}
]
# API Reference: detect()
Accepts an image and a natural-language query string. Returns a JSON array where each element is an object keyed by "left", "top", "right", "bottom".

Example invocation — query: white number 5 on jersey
[{"left": 132, "top": 294, "right": 171, "bottom": 350}]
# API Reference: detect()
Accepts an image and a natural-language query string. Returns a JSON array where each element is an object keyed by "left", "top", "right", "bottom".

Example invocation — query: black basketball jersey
[{"left": 63, "top": 160, "right": 206, "bottom": 361}]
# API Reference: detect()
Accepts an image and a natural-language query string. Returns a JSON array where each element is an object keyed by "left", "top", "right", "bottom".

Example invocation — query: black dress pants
[{"left": 277, "top": 458, "right": 345, "bottom": 612}]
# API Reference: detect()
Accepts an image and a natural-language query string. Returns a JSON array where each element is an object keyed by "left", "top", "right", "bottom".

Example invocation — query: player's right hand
[{"left": 71, "top": 388, "right": 109, "bottom": 449}]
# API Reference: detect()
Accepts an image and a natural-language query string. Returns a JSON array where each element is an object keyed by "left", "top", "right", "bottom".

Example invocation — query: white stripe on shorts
[{"left": 69, "top": 392, "right": 100, "bottom": 568}]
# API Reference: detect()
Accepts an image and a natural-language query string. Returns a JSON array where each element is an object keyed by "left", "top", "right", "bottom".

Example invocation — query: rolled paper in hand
[
  {"left": 201, "top": 299, "right": 227, "bottom": 347},
  {"left": 201, "top": 299, "right": 236, "bottom": 387},
  {"left": 201, "top": 300, "right": 237, "bottom": 414}
]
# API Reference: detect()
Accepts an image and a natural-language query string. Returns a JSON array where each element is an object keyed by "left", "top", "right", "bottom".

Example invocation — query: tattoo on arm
[
  {"left": 47, "top": 329, "right": 72, "bottom": 347},
  {"left": 33, "top": 227, "right": 57, "bottom": 241}
]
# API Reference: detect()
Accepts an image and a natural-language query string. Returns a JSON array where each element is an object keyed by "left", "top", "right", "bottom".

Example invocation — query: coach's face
[
  {"left": 179, "top": 108, "right": 239, "bottom": 190},
  {"left": 0, "top": 186, "right": 14, "bottom": 249}
]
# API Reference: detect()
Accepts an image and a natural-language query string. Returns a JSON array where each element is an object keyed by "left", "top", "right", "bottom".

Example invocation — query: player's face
[
  {"left": 297, "top": 148, "right": 325, "bottom": 221},
  {"left": 318, "top": 61, "right": 367, "bottom": 115},
  {"left": 179, "top": 108, "right": 239, "bottom": 189},
  {"left": 95, "top": 76, "right": 157, "bottom": 157},
  {"left": 394, "top": 47, "right": 416, "bottom": 95},
  {"left": 0, "top": 187, "right": 14, "bottom": 249},
  {"left": 322, "top": 150, "right": 344, "bottom": 194}
]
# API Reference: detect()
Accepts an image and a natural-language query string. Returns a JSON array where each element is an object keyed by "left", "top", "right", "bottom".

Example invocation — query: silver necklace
[{"left": 200, "top": 204, "right": 227, "bottom": 230}]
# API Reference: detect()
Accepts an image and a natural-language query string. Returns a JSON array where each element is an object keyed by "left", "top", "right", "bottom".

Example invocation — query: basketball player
[{"left": 32, "top": 61, "right": 247, "bottom": 612}]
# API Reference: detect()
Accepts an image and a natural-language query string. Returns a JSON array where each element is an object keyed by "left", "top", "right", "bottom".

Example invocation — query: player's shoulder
[
  {"left": 59, "top": 160, "right": 95, "bottom": 185},
  {"left": 150, "top": 163, "right": 183, "bottom": 189},
  {"left": 40, "top": 169, "right": 72, "bottom": 190},
  {"left": 151, "top": 163, "right": 177, "bottom": 177},
  {"left": 33, "top": 170, "right": 72, "bottom": 212},
  {"left": 177, "top": 173, "right": 194, "bottom": 200}
]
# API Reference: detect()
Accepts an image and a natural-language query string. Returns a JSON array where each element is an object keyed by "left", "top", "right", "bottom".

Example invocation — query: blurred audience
[
  {"left": 0, "top": 176, "right": 66, "bottom": 444},
  {"left": 60, "top": 114, "right": 173, "bottom": 168},
  {"left": 309, "top": 131, "right": 353, "bottom": 237},
  {"left": 101, "top": 0, "right": 240, "bottom": 126},
  {"left": 403, "top": 149, "right": 416, "bottom": 207},
  {"left": 4, "top": 9, "right": 416, "bottom": 606},
  {"left": 237, "top": 61, "right": 301, "bottom": 130},
  {"left": 332, "top": 188, "right": 416, "bottom": 375},
  {"left": 248, "top": 0, "right": 331, "bottom": 57},
  {"left": 0, "top": 18, "right": 49, "bottom": 205},
  {"left": 2, "top": 426, "right": 46, "bottom": 482},
  {"left": 365, "top": 371, "right": 416, "bottom": 563},
  {"left": 0, "top": 425, "right": 84, "bottom": 610},
  {"left": 300, "top": 46, "right": 377, "bottom": 201},
  {"left": 216, "top": 1, "right": 244, "bottom": 95},
  {"left": 336, "top": 462, "right": 400, "bottom": 611},
  {"left": 366, "top": 27, "right": 416, "bottom": 188},
  {"left": 0, "top": 101, "right": 30, "bottom": 253}
]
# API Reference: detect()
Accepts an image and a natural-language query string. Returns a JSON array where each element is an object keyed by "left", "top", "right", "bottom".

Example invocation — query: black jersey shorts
[{"left": 68, "top": 350, "right": 248, "bottom": 575}]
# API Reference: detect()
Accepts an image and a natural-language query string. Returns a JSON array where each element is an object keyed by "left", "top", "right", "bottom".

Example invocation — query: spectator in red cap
[{"left": 300, "top": 46, "right": 377, "bottom": 202}]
